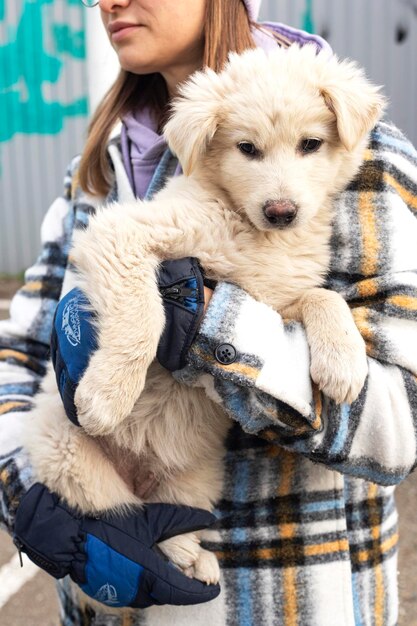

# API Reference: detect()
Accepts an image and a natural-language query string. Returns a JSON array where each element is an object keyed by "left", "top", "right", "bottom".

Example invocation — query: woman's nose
[{"left": 99, "top": 0, "right": 131, "bottom": 12}]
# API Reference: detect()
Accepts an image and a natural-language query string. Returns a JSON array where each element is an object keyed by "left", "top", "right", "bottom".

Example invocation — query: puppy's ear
[
  {"left": 163, "top": 68, "right": 223, "bottom": 176},
  {"left": 320, "top": 59, "right": 387, "bottom": 151}
]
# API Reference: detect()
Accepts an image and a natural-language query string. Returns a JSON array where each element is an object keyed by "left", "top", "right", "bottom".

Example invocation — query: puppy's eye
[
  {"left": 238, "top": 142, "right": 260, "bottom": 158},
  {"left": 299, "top": 138, "right": 323, "bottom": 154}
]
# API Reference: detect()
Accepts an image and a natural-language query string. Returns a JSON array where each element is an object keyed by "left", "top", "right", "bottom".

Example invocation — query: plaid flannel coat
[{"left": 1, "top": 112, "right": 417, "bottom": 625}]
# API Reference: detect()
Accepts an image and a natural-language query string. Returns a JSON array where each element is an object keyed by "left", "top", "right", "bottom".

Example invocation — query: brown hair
[{"left": 79, "top": 0, "right": 259, "bottom": 196}]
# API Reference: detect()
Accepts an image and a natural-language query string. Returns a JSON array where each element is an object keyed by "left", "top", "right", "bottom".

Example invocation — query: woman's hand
[
  {"left": 14, "top": 483, "right": 220, "bottom": 608},
  {"left": 51, "top": 258, "right": 210, "bottom": 427},
  {"left": 203, "top": 285, "right": 213, "bottom": 314}
]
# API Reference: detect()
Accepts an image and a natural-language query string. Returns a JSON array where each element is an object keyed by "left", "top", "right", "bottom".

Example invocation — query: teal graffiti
[
  {"left": 302, "top": 0, "right": 315, "bottom": 33},
  {"left": 0, "top": 0, "right": 88, "bottom": 144},
  {"left": 53, "top": 24, "right": 86, "bottom": 59}
]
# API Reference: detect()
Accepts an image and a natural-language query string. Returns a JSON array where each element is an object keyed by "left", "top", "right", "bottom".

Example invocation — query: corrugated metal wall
[
  {"left": 0, "top": 0, "right": 89, "bottom": 274},
  {"left": 259, "top": 0, "right": 417, "bottom": 146},
  {"left": 1, "top": 1, "right": 416, "bottom": 274}
]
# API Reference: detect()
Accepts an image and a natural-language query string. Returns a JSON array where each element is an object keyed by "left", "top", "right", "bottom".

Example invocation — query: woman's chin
[{"left": 117, "top": 55, "right": 157, "bottom": 75}]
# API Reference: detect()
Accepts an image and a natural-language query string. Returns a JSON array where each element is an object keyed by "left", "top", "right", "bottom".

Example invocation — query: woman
[{"left": 2, "top": 1, "right": 417, "bottom": 624}]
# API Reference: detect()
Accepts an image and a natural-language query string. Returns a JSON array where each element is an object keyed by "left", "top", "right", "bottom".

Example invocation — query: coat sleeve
[
  {"left": 0, "top": 159, "right": 78, "bottom": 533},
  {"left": 176, "top": 122, "right": 417, "bottom": 486}
]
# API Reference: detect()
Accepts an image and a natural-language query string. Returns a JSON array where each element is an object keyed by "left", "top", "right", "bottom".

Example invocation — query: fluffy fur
[{"left": 26, "top": 45, "right": 385, "bottom": 594}]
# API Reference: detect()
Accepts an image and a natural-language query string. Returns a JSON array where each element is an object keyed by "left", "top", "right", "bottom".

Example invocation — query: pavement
[
  {"left": 0, "top": 280, "right": 60, "bottom": 624},
  {"left": 0, "top": 280, "right": 416, "bottom": 625}
]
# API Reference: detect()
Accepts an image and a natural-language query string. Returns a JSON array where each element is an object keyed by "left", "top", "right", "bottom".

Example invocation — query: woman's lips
[{"left": 108, "top": 22, "right": 143, "bottom": 42}]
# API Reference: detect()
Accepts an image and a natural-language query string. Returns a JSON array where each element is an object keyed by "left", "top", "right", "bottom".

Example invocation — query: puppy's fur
[{"left": 26, "top": 46, "right": 385, "bottom": 591}]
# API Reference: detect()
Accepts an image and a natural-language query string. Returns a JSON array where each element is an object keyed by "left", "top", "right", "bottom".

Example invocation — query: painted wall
[
  {"left": 84, "top": 7, "right": 118, "bottom": 115},
  {"left": 0, "top": 0, "right": 89, "bottom": 274},
  {"left": 260, "top": 0, "right": 417, "bottom": 146}
]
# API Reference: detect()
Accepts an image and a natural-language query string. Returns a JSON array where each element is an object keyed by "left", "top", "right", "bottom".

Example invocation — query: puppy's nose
[{"left": 263, "top": 199, "right": 298, "bottom": 227}]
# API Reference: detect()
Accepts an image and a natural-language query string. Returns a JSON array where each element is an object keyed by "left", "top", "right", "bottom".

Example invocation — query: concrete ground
[
  {"left": 0, "top": 280, "right": 59, "bottom": 624},
  {"left": 0, "top": 280, "right": 416, "bottom": 625}
]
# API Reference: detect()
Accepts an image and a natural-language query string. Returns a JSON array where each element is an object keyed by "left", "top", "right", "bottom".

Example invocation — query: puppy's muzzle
[{"left": 263, "top": 199, "right": 298, "bottom": 227}]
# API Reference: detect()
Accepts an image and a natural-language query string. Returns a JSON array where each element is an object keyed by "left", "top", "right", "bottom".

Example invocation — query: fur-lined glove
[
  {"left": 51, "top": 258, "right": 205, "bottom": 427},
  {"left": 14, "top": 483, "right": 220, "bottom": 608}
]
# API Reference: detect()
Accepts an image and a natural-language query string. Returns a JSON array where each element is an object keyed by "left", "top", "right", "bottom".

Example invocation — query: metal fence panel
[
  {"left": 259, "top": 0, "right": 417, "bottom": 146},
  {"left": 0, "top": 0, "right": 89, "bottom": 274}
]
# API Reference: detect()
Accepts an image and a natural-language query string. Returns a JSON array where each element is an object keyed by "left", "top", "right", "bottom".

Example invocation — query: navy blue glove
[
  {"left": 50, "top": 258, "right": 205, "bottom": 427},
  {"left": 14, "top": 483, "right": 220, "bottom": 608}
]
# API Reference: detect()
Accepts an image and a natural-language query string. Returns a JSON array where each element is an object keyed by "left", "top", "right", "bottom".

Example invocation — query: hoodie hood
[{"left": 243, "top": 0, "right": 262, "bottom": 21}]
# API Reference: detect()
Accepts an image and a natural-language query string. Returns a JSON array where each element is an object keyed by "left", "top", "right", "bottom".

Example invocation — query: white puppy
[{"left": 26, "top": 45, "right": 385, "bottom": 590}]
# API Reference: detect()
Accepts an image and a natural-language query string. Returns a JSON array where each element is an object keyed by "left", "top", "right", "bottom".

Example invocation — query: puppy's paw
[
  {"left": 192, "top": 549, "right": 220, "bottom": 586},
  {"left": 158, "top": 533, "right": 201, "bottom": 570},
  {"left": 75, "top": 384, "right": 119, "bottom": 437},
  {"left": 158, "top": 534, "right": 220, "bottom": 585},
  {"left": 310, "top": 333, "right": 368, "bottom": 404},
  {"left": 75, "top": 354, "right": 146, "bottom": 436}
]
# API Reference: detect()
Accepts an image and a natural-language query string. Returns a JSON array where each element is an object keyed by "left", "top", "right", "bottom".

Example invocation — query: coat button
[{"left": 214, "top": 343, "right": 237, "bottom": 365}]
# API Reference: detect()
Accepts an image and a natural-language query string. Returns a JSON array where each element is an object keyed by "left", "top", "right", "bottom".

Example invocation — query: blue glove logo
[
  {"left": 94, "top": 583, "right": 119, "bottom": 605},
  {"left": 62, "top": 295, "right": 81, "bottom": 347},
  {"left": 81, "top": 534, "right": 143, "bottom": 607}
]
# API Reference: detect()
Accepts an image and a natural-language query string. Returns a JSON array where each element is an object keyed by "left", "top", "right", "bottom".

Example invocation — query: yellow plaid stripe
[
  {"left": 0, "top": 349, "right": 30, "bottom": 365},
  {"left": 384, "top": 172, "right": 417, "bottom": 211},
  {"left": 0, "top": 401, "right": 31, "bottom": 415},
  {"left": 388, "top": 295, "right": 417, "bottom": 311}
]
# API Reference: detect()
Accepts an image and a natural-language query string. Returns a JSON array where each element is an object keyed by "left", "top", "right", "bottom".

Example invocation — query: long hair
[{"left": 79, "top": 0, "right": 259, "bottom": 196}]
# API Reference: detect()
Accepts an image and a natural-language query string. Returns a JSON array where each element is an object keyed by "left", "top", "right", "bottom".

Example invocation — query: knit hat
[{"left": 243, "top": 0, "right": 262, "bottom": 20}]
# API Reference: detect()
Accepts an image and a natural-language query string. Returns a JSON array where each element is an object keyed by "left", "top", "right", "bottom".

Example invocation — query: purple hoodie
[{"left": 121, "top": 22, "right": 331, "bottom": 199}]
